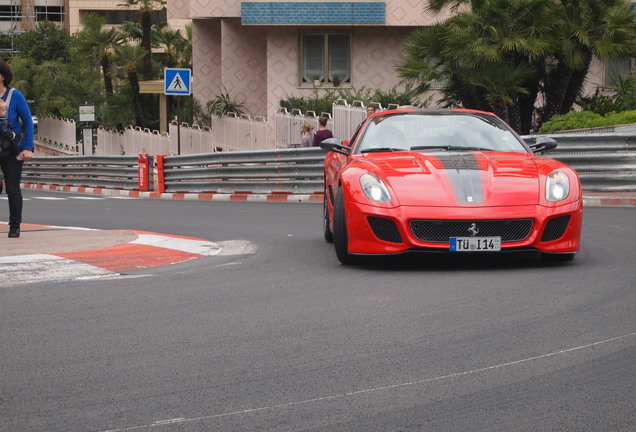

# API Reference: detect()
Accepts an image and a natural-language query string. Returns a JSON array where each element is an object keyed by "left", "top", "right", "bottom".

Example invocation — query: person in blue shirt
[{"left": 0, "top": 59, "right": 34, "bottom": 238}]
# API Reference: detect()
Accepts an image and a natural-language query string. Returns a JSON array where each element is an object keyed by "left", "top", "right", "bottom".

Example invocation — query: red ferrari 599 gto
[{"left": 320, "top": 108, "right": 583, "bottom": 264}]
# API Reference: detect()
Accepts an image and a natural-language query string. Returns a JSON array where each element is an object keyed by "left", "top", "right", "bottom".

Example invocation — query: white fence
[
  {"left": 275, "top": 108, "right": 317, "bottom": 148},
  {"left": 36, "top": 101, "right": 382, "bottom": 155},
  {"left": 207, "top": 114, "right": 268, "bottom": 151},
  {"left": 273, "top": 100, "right": 374, "bottom": 147},
  {"left": 94, "top": 116, "right": 269, "bottom": 155},
  {"left": 37, "top": 117, "right": 78, "bottom": 153},
  {"left": 96, "top": 126, "right": 170, "bottom": 155}
]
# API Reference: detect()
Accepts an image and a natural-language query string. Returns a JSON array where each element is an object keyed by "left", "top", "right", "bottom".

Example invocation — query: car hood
[{"left": 362, "top": 151, "right": 542, "bottom": 206}]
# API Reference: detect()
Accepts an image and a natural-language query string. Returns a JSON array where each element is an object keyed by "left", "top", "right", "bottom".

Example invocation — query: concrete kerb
[{"left": 21, "top": 183, "right": 324, "bottom": 203}]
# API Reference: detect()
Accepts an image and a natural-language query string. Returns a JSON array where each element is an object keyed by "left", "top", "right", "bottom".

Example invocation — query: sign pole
[{"left": 177, "top": 97, "right": 181, "bottom": 155}]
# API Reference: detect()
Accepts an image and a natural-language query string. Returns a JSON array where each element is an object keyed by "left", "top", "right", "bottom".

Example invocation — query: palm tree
[
  {"left": 118, "top": 0, "right": 166, "bottom": 81},
  {"left": 179, "top": 24, "right": 193, "bottom": 69},
  {"left": 399, "top": 0, "right": 636, "bottom": 133},
  {"left": 119, "top": 21, "right": 143, "bottom": 41},
  {"left": 153, "top": 26, "right": 185, "bottom": 68},
  {"left": 541, "top": 0, "right": 636, "bottom": 126},
  {"left": 114, "top": 43, "right": 146, "bottom": 127},
  {"left": 73, "top": 14, "right": 123, "bottom": 96},
  {"left": 400, "top": 0, "right": 557, "bottom": 132}
]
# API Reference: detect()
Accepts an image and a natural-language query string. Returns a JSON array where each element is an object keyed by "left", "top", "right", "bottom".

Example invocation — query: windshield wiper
[
  {"left": 410, "top": 145, "right": 492, "bottom": 152},
  {"left": 360, "top": 147, "right": 404, "bottom": 153}
]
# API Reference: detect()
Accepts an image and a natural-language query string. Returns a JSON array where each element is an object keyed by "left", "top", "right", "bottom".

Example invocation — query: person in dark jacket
[{"left": 312, "top": 115, "right": 333, "bottom": 147}]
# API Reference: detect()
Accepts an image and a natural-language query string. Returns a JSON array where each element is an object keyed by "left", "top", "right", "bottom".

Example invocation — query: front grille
[
  {"left": 368, "top": 217, "right": 403, "bottom": 243},
  {"left": 541, "top": 215, "right": 571, "bottom": 242},
  {"left": 409, "top": 219, "right": 533, "bottom": 243}
]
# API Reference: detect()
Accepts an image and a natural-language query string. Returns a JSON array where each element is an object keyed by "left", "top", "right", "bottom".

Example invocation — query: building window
[
  {"left": 35, "top": 7, "right": 64, "bottom": 22},
  {"left": 301, "top": 33, "right": 350, "bottom": 86},
  {"left": 0, "top": 6, "right": 20, "bottom": 21},
  {"left": 605, "top": 57, "right": 635, "bottom": 85},
  {"left": 80, "top": 9, "right": 166, "bottom": 25}
]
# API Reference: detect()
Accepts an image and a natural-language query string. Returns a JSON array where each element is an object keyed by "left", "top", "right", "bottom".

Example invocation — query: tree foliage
[
  {"left": 399, "top": 0, "right": 636, "bottom": 134},
  {"left": 8, "top": 15, "right": 192, "bottom": 130},
  {"left": 15, "top": 21, "right": 72, "bottom": 63}
]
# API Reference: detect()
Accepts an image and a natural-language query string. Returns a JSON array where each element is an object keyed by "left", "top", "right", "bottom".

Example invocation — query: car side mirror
[
  {"left": 320, "top": 137, "right": 351, "bottom": 156},
  {"left": 529, "top": 136, "right": 558, "bottom": 154}
]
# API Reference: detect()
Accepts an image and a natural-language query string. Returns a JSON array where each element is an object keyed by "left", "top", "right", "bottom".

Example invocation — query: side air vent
[
  {"left": 541, "top": 215, "right": 571, "bottom": 242},
  {"left": 368, "top": 217, "right": 403, "bottom": 243}
]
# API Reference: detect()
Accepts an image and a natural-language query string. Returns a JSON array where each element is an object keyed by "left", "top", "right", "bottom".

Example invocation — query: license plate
[{"left": 450, "top": 237, "right": 501, "bottom": 251}]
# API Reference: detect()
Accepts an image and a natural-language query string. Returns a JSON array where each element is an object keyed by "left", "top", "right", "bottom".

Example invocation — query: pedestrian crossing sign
[{"left": 164, "top": 68, "right": 191, "bottom": 96}]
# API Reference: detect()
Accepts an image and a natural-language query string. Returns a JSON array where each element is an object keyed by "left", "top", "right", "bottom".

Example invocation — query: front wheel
[
  {"left": 333, "top": 187, "right": 357, "bottom": 265},
  {"left": 323, "top": 186, "right": 333, "bottom": 243}
]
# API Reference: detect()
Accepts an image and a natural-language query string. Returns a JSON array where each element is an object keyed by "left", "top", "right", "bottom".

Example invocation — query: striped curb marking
[
  {"left": 0, "top": 228, "right": 256, "bottom": 287},
  {"left": 21, "top": 183, "right": 636, "bottom": 206},
  {"left": 21, "top": 183, "right": 323, "bottom": 203}
]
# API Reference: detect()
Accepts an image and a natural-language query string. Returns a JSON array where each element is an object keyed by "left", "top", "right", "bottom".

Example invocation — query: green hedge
[{"left": 539, "top": 110, "right": 636, "bottom": 132}]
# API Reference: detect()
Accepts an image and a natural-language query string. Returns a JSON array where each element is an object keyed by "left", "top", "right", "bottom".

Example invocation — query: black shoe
[{"left": 8, "top": 226, "right": 20, "bottom": 238}]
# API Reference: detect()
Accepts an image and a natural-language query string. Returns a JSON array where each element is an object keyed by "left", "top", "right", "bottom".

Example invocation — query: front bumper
[{"left": 344, "top": 200, "right": 583, "bottom": 255}]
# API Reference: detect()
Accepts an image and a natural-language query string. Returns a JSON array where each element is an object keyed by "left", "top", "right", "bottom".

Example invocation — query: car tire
[
  {"left": 333, "top": 187, "right": 356, "bottom": 265},
  {"left": 541, "top": 252, "right": 576, "bottom": 262},
  {"left": 323, "top": 186, "right": 334, "bottom": 243}
]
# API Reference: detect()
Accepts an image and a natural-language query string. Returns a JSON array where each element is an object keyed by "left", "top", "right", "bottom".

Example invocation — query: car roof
[{"left": 369, "top": 107, "right": 496, "bottom": 117}]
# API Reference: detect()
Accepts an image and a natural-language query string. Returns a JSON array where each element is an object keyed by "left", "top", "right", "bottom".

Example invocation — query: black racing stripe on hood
[{"left": 436, "top": 153, "right": 483, "bottom": 205}]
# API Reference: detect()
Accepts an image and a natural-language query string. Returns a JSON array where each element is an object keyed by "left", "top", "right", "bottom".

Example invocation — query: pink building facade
[{"left": 168, "top": 0, "right": 611, "bottom": 146}]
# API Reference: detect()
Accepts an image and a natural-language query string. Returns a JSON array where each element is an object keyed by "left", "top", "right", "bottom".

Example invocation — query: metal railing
[
  {"left": 23, "top": 133, "right": 636, "bottom": 193},
  {"left": 523, "top": 133, "right": 636, "bottom": 191},
  {"left": 22, "top": 155, "right": 142, "bottom": 190},
  {"left": 158, "top": 148, "right": 325, "bottom": 194}
]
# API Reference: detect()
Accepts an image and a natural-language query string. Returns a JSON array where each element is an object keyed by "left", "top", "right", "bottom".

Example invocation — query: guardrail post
[
  {"left": 137, "top": 153, "right": 152, "bottom": 191},
  {"left": 156, "top": 154, "right": 166, "bottom": 193}
]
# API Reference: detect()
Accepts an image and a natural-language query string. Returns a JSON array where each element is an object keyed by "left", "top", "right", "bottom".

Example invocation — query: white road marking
[
  {"left": 75, "top": 274, "right": 150, "bottom": 281},
  {"left": 131, "top": 234, "right": 222, "bottom": 256},
  {"left": 0, "top": 254, "right": 113, "bottom": 287},
  {"left": 151, "top": 418, "right": 186, "bottom": 426},
  {"left": 31, "top": 197, "right": 67, "bottom": 200},
  {"left": 216, "top": 240, "right": 257, "bottom": 256},
  {"left": 131, "top": 235, "right": 257, "bottom": 256},
  {"left": 99, "top": 332, "right": 635, "bottom": 432}
]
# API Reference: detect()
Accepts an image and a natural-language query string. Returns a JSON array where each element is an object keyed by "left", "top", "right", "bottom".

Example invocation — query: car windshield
[{"left": 355, "top": 112, "right": 528, "bottom": 155}]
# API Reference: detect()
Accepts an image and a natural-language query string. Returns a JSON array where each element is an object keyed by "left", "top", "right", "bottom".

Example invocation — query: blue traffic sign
[{"left": 164, "top": 68, "right": 191, "bottom": 96}]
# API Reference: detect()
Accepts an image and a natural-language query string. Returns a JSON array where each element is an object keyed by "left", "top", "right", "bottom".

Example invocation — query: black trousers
[{"left": 0, "top": 153, "right": 24, "bottom": 227}]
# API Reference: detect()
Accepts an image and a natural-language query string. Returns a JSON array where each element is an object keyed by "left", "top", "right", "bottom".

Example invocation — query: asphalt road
[{"left": 1, "top": 190, "right": 635, "bottom": 431}]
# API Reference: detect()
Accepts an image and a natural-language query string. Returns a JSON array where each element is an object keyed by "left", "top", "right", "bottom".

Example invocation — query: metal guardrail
[
  {"left": 524, "top": 134, "right": 636, "bottom": 191},
  {"left": 159, "top": 148, "right": 326, "bottom": 194},
  {"left": 20, "top": 134, "right": 636, "bottom": 193},
  {"left": 22, "top": 155, "right": 142, "bottom": 190}
]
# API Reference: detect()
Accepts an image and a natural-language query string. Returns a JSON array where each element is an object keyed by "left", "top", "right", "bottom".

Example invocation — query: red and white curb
[
  {"left": 21, "top": 183, "right": 636, "bottom": 206},
  {"left": 22, "top": 183, "right": 323, "bottom": 203},
  {"left": 0, "top": 227, "right": 256, "bottom": 287}
]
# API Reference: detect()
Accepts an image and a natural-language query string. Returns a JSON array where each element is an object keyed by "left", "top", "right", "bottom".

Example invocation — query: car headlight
[
  {"left": 360, "top": 173, "right": 392, "bottom": 203},
  {"left": 546, "top": 171, "right": 570, "bottom": 202}
]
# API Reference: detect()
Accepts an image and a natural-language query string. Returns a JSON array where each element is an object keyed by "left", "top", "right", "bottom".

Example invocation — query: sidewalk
[
  {"left": 0, "top": 223, "right": 228, "bottom": 265},
  {"left": 0, "top": 224, "right": 137, "bottom": 257}
]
